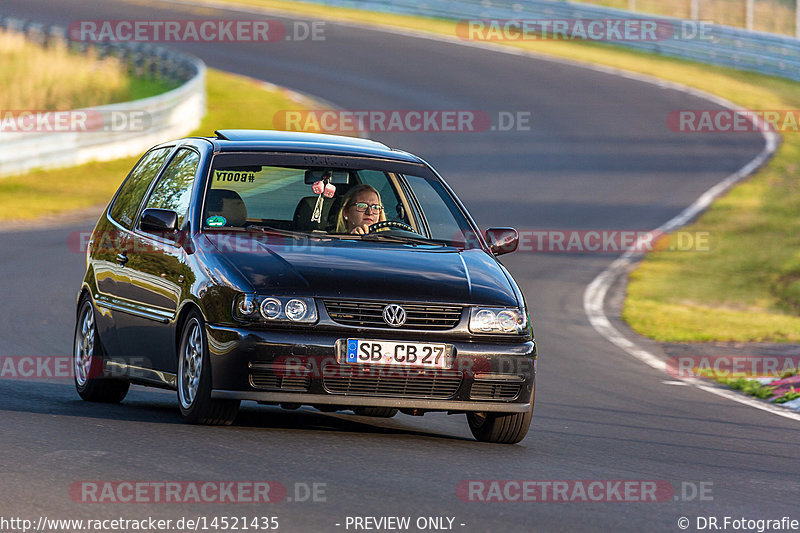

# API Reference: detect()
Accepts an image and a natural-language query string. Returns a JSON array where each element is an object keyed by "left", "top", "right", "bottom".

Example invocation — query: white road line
[{"left": 582, "top": 121, "right": 798, "bottom": 420}]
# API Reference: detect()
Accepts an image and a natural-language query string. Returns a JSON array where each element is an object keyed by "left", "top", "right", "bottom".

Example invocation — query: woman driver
[{"left": 334, "top": 184, "right": 387, "bottom": 234}]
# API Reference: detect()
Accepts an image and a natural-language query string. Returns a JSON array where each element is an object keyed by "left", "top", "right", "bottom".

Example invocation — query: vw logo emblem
[{"left": 383, "top": 304, "right": 407, "bottom": 327}]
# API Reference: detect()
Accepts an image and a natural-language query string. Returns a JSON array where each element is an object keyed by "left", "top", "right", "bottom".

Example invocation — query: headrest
[
  {"left": 206, "top": 189, "right": 247, "bottom": 227},
  {"left": 293, "top": 196, "right": 335, "bottom": 231}
]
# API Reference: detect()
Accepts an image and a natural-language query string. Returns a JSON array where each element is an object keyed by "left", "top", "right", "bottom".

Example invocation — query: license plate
[{"left": 344, "top": 339, "right": 450, "bottom": 369}]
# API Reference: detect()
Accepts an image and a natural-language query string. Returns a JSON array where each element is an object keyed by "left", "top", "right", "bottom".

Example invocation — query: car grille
[
  {"left": 323, "top": 300, "right": 462, "bottom": 330},
  {"left": 322, "top": 366, "right": 462, "bottom": 399},
  {"left": 249, "top": 362, "right": 311, "bottom": 392},
  {"left": 469, "top": 381, "right": 522, "bottom": 401}
]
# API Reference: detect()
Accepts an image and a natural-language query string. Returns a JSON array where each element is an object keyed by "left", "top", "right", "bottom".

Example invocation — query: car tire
[
  {"left": 353, "top": 407, "right": 398, "bottom": 418},
  {"left": 466, "top": 405, "right": 533, "bottom": 444},
  {"left": 467, "top": 382, "right": 535, "bottom": 444},
  {"left": 177, "top": 312, "right": 240, "bottom": 425},
  {"left": 74, "top": 298, "right": 130, "bottom": 403}
]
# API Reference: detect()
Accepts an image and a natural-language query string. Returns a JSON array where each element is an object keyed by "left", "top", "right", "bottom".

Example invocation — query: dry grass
[
  {"left": 582, "top": 0, "right": 797, "bottom": 36},
  {"left": 0, "top": 30, "right": 130, "bottom": 110}
]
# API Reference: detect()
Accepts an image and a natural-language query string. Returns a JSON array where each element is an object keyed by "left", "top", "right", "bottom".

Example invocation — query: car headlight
[
  {"left": 234, "top": 294, "right": 318, "bottom": 324},
  {"left": 469, "top": 307, "right": 527, "bottom": 334},
  {"left": 284, "top": 299, "right": 308, "bottom": 321},
  {"left": 260, "top": 297, "right": 281, "bottom": 319}
]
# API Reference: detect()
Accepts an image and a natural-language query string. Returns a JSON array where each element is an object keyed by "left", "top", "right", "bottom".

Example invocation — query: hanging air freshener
[{"left": 310, "top": 178, "right": 336, "bottom": 223}]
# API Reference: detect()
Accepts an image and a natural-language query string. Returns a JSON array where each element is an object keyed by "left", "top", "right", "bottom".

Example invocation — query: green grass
[
  {"left": 187, "top": 0, "right": 800, "bottom": 343},
  {"left": 623, "top": 131, "right": 800, "bottom": 342},
  {"left": 697, "top": 369, "right": 800, "bottom": 404},
  {"left": 127, "top": 77, "right": 177, "bottom": 101},
  {"left": 0, "top": 69, "right": 323, "bottom": 220},
  {"left": 696, "top": 368, "right": 776, "bottom": 399},
  {"left": 774, "top": 388, "right": 800, "bottom": 403},
  {"left": 780, "top": 368, "right": 800, "bottom": 379},
  {"left": 716, "top": 377, "right": 776, "bottom": 400}
]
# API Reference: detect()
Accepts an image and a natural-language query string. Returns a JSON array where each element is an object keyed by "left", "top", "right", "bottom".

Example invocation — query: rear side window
[
  {"left": 141, "top": 148, "right": 200, "bottom": 230},
  {"left": 109, "top": 147, "right": 172, "bottom": 229}
]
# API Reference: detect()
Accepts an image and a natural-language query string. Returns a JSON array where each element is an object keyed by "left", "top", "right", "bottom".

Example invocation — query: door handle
[{"left": 116, "top": 253, "right": 129, "bottom": 266}]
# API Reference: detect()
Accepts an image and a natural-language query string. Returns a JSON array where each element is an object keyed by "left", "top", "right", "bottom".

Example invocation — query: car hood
[{"left": 204, "top": 233, "right": 518, "bottom": 306}]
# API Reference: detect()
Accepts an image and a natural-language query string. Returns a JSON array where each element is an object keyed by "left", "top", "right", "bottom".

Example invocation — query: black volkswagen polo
[{"left": 74, "top": 130, "right": 536, "bottom": 443}]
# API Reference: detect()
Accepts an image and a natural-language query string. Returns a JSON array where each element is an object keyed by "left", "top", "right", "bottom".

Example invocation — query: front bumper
[{"left": 206, "top": 324, "right": 536, "bottom": 413}]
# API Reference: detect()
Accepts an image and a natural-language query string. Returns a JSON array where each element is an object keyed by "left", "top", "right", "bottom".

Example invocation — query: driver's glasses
[{"left": 350, "top": 202, "right": 383, "bottom": 213}]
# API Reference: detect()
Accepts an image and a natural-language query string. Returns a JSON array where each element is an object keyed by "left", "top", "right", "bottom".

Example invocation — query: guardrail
[
  {"left": 0, "top": 17, "right": 206, "bottom": 177},
  {"left": 308, "top": 0, "right": 800, "bottom": 82}
]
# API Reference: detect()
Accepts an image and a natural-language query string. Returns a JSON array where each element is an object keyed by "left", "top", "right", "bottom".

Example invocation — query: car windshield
[{"left": 202, "top": 154, "right": 480, "bottom": 248}]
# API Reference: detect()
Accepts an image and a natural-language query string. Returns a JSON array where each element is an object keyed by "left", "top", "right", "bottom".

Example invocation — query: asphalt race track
[{"left": 1, "top": 1, "right": 798, "bottom": 531}]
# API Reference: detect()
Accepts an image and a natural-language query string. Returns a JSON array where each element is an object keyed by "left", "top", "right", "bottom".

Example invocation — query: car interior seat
[
  {"left": 293, "top": 196, "right": 337, "bottom": 231},
  {"left": 293, "top": 183, "right": 354, "bottom": 232},
  {"left": 205, "top": 189, "right": 248, "bottom": 227}
]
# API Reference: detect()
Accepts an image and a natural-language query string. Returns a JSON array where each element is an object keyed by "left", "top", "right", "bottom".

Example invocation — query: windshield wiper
[
  {"left": 242, "top": 224, "right": 447, "bottom": 246},
  {"left": 360, "top": 233, "right": 448, "bottom": 247},
  {"left": 246, "top": 224, "right": 378, "bottom": 242},
  {"left": 244, "top": 224, "right": 319, "bottom": 239}
]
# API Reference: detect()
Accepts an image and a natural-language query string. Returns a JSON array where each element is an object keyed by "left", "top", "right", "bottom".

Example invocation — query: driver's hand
[{"left": 350, "top": 224, "right": 371, "bottom": 235}]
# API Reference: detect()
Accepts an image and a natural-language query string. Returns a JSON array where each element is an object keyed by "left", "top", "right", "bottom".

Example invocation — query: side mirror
[
  {"left": 140, "top": 208, "right": 179, "bottom": 235},
  {"left": 486, "top": 227, "right": 519, "bottom": 255}
]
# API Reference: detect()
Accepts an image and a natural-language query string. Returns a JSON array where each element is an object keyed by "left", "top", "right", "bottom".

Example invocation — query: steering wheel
[{"left": 368, "top": 220, "right": 414, "bottom": 233}]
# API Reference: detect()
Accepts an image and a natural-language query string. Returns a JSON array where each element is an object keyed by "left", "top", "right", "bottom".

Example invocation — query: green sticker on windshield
[{"left": 206, "top": 215, "right": 226, "bottom": 227}]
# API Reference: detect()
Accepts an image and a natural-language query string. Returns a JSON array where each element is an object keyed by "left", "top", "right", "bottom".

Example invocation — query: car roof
[{"left": 199, "top": 129, "right": 424, "bottom": 163}]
